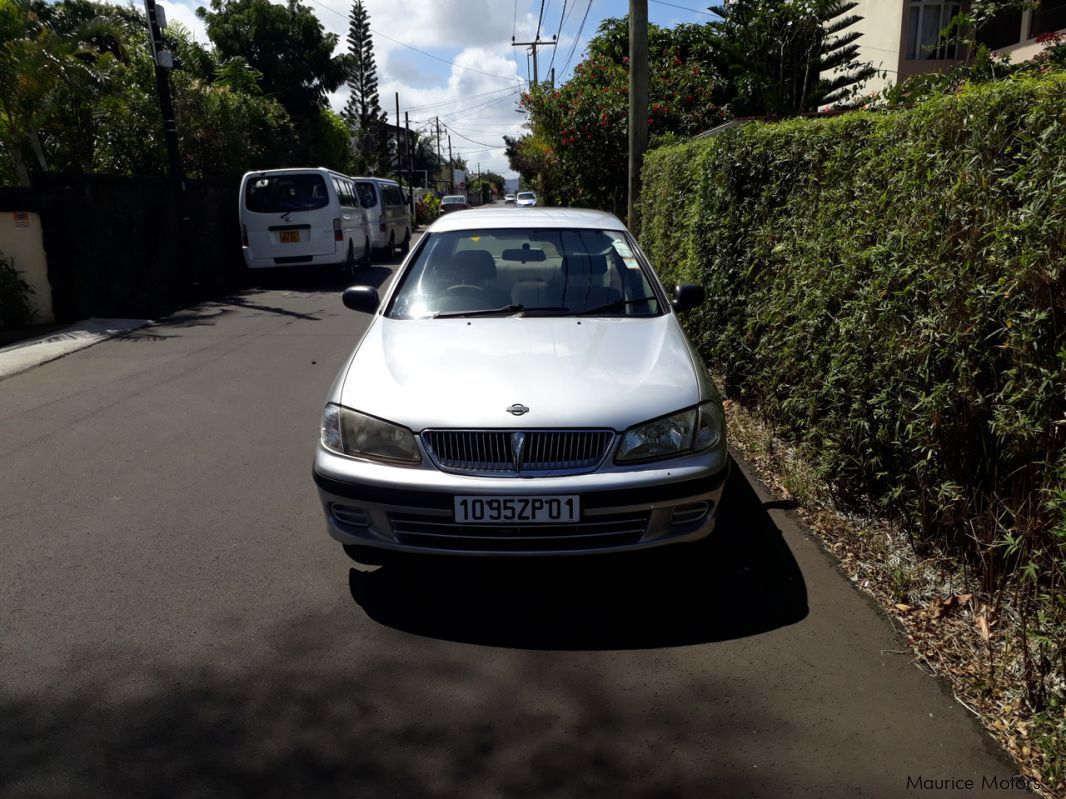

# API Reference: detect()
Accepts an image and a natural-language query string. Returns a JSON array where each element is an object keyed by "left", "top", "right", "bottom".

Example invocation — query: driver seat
[{"left": 437, "top": 250, "right": 497, "bottom": 287}]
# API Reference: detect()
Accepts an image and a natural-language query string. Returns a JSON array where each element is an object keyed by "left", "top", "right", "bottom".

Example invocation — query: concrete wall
[
  {"left": 850, "top": 0, "right": 907, "bottom": 99},
  {"left": 0, "top": 210, "right": 54, "bottom": 324}
]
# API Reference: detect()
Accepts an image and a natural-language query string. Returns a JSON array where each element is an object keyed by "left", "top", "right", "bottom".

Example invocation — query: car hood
[{"left": 339, "top": 315, "right": 700, "bottom": 430}]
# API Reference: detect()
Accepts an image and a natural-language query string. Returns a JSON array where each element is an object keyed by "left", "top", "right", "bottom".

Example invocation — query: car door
[
  {"left": 332, "top": 178, "right": 353, "bottom": 247},
  {"left": 386, "top": 184, "right": 406, "bottom": 240}
]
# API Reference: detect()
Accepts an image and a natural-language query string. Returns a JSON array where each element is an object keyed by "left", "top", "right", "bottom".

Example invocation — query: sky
[{"left": 162, "top": 0, "right": 719, "bottom": 179}]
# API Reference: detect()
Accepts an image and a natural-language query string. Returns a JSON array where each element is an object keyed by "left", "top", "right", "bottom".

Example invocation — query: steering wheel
[{"left": 445, "top": 284, "right": 489, "bottom": 298}]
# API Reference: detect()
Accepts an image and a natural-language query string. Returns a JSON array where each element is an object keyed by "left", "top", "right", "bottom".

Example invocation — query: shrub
[
  {"left": 0, "top": 251, "right": 36, "bottom": 329},
  {"left": 639, "top": 73, "right": 1066, "bottom": 712},
  {"left": 416, "top": 193, "right": 439, "bottom": 226}
]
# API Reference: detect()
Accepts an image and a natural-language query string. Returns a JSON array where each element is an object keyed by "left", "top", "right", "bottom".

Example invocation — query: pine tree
[
  {"left": 709, "top": 0, "right": 878, "bottom": 117},
  {"left": 343, "top": 0, "right": 388, "bottom": 173}
]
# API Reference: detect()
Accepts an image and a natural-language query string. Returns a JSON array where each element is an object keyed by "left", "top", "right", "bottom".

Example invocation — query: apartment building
[{"left": 848, "top": 0, "right": 1066, "bottom": 96}]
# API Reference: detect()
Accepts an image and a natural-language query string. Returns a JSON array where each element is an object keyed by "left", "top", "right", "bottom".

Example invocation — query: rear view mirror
[
  {"left": 501, "top": 247, "right": 546, "bottom": 263},
  {"left": 672, "top": 284, "right": 706, "bottom": 314},
  {"left": 342, "top": 286, "right": 380, "bottom": 314}
]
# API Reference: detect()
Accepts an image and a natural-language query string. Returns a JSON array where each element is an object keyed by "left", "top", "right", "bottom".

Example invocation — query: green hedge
[{"left": 639, "top": 74, "right": 1065, "bottom": 696}]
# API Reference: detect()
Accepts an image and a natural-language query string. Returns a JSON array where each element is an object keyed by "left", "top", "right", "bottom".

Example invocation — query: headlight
[
  {"left": 615, "top": 402, "right": 723, "bottom": 463},
  {"left": 320, "top": 404, "right": 421, "bottom": 465}
]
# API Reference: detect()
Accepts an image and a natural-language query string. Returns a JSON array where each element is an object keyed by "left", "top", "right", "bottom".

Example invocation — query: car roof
[
  {"left": 352, "top": 176, "right": 398, "bottom": 185},
  {"left": 241, "top": 167, "right": 345, "bottom": 180},
  {"left": 427, "top": 206, "right": 625, "bottom": 233}
]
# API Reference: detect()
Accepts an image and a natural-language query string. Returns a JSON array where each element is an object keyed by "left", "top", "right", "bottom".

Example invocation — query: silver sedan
[{"left": 313, "top": 207, "right": 728, "bottom": 560}]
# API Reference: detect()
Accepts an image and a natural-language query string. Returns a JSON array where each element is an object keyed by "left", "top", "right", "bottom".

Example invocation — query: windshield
[
  {"left": 245, "top": 173, "right": 329, "bottom": 213},
  {"left": 517, "top": 192, "right": 535, "bottom": 200},
  {"left": 386, "top": 228, "right": 664, "bottom": 319},
  {"left": 442, "top": 196, "right": 465, "bottom": 203}
]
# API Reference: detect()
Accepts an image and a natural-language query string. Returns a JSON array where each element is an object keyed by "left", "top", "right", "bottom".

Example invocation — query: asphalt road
[{"left": 0, "top": 242, "right": 1031, "bottom": 798}]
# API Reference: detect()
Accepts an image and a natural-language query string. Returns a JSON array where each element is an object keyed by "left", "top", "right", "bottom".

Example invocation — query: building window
[
  {"left": 1031, "top": 0, "right": 1066, "bottom": 37},
  {"left": 907, "top": 1, "right": 962, "bottom": 59}
]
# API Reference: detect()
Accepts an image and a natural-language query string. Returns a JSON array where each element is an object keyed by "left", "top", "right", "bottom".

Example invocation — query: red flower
[{"left": 673, "top": 56, "right": 682, "bottom": 66}]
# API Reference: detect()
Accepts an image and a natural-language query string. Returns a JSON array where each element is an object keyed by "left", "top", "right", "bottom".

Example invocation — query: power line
[
  {"left": 546, "top": 0, "right": 568, "bottom": 77},
  {"left": 559, "top": 0, "right": 593, "bottom": 78},
  {"left": 649, "top": 0, "right": 716, "bottom": 17},
  {"left": 433, "top": 89, "right": 524, "bottom": 122},
  {"left": 535, "top": 0, "right": 547, "bottom": 40},
  {"left": 406, "top": 85, "right": 520, "bottom": 111},
  {"left": 441, "top": 125, "right": 509, "bottom": 149}
]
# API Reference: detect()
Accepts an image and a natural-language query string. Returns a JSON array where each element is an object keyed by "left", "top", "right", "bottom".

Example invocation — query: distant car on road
[
  {"left": 504, "top": 193, "right": 516, "bottom": 204},
  {"left": 516, "top": 191, "right": 537, "bottom": 207},
  {"left": 313, "top": 206, "right": 727, "bottom": 562},
  {"left": 439, "top": 195, "right": 471, "bottom": 214}
]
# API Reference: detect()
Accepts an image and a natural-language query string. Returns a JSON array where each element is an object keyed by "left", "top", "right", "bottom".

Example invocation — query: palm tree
[{"left": 0, "top": 0, "right": 117, "bottom": 185}]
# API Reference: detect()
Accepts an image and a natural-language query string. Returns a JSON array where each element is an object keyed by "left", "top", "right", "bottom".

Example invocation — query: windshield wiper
[
  {"left": 518, "top": 305, "right": 572, "bottom": 317},
  {"left": 575, "top": 296, "right": 659, "bottom": 316},
  {"left": 432, "top": 304, "right": 574, "bottom": 319},
  {"left": 433, "top": 304, "right": 523, "bottom": 319}
]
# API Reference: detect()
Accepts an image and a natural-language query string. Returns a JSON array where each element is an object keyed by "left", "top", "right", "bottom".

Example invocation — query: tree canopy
[
  {"left": 195, "top": 0, "right": 348, "bottom": 118},
  {"left": 707, "top": 0, "right": 878, "bottom": 115}
]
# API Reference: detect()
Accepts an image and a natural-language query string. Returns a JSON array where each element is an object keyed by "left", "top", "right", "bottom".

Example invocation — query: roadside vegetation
[
  {"left": 0, "top": 0, "right": 423, "bottom": 186},
  {"left": 639, "top": 70, "right": 1066, "bottom": 794},
  {"left": 508, "top": 0, "right": 876, "bottom": 217},
  {"left": 0, "top": 250, "right": 35, "bottom": 329}
]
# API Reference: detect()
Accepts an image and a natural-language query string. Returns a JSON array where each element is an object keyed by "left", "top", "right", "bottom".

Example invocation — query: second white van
[
  {"left": 353, "top": 177, "right": 412, "bottom": 262},
  {"left": 239, "top": 168, "right": 371, "bottom": 275}
]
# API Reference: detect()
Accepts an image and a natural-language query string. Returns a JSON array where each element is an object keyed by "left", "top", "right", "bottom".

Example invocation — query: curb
[{"left": 0, "top": 318, "right": 151, "bottom": 381}]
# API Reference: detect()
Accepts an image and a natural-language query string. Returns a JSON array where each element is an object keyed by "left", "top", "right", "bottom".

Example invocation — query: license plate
[
  {"left": 454, "top": 495, "right": 579, "bottom": 524},
  {"left": 279, "top": 230, "right": 300, "bottom": 243}
]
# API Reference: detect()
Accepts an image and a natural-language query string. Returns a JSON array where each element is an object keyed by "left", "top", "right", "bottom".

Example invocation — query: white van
[
  {"left": 352, "top": 177, "right": 412, "bottom": 261},
  {"left": 239, "top": 168, "right": 371, "bottom": 274}
]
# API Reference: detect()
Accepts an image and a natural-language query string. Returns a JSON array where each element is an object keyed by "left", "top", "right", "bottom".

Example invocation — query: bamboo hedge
[{"left": 639, "top": 74, "right": 1065, "bottom": 725}]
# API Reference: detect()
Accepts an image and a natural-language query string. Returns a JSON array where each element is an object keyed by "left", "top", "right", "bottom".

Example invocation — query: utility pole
[
  {"left": 477, "top": 161, "right": 481, "bottom": 205},
  {"left": 550, "top": 67, "right": 555, "bottom": 88},
  {"left": 435, "top": 117, "right": 442, "bottom": 193},
  {"left": 143, "top": 0, "right": 182, "bottom": 185},
  {"left": 394, "top": 92, "right": 401, "bottom": 184},
  {"left": 447, "top": 135, "right": 454, "bottom": 193},
  {"left": 404, "top": 111, "right": 415, "bottom": 220},
  {"left": 628, "top": 0, "right": 648, "bottom": 227},
  {"left": 512, "top": 35, "right": 556, "bottom": 88}
]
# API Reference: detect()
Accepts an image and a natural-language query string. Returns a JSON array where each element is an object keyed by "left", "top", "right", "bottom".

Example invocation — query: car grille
[
  {"left": 421, "top": 429, "right": 614, "bottom": 476},
  {"left": 388, "top": 510, "right": 649, "bottom": 553}
]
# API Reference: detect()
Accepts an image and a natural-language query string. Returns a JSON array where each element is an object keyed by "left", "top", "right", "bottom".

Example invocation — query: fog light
[
  {"left": 331, "top": 504, "right": 370, "bottom": 527},
  {"left": 671, "top": 502, "right": 710, "bottom": 526}
]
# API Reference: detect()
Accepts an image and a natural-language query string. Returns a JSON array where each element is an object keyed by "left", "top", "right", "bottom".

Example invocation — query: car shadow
[
  {"left": 347, "top": 461, "right": 809, "bottom": 650},
  {"left": 244, "top": 264, "right": 396, "bottom": 293}
]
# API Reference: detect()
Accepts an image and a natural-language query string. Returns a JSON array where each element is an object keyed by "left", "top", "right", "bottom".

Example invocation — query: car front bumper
[{"left": 312, "top": 443, "right": 729, "bottom": 557}]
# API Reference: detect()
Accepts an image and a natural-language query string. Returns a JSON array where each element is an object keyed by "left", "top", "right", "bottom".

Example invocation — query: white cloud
[{"left": 163, "top": 0, "right": 210, "bottom": 43}]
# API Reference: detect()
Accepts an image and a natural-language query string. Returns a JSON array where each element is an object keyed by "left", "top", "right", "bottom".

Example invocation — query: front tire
[
  {"left": 359, "top": 237, "right": 371, "bottom": 269},
  {"left": 344, "top": 240, "right": 357, "bottom": 278},
  {"left": 399, "top": 228, "right": 411, "bottom": 256}
]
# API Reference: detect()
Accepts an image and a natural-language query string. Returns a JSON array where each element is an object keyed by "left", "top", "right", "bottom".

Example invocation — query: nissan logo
[{"left": 506, "top": 403, "right": 530, "bottom": 416}]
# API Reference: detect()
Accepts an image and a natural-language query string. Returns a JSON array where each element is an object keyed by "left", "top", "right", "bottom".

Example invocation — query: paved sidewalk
[{"left": 0, "top": 318, "right": 149, "bottom": 380}]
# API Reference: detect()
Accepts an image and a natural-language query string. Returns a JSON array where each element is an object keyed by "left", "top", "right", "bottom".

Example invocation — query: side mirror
[
  {"left": 342, "top": 286, "right": 380, "bottom": 314},
  {"left": 672, "top": 284, "right": 706, "bottom": 314}
]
